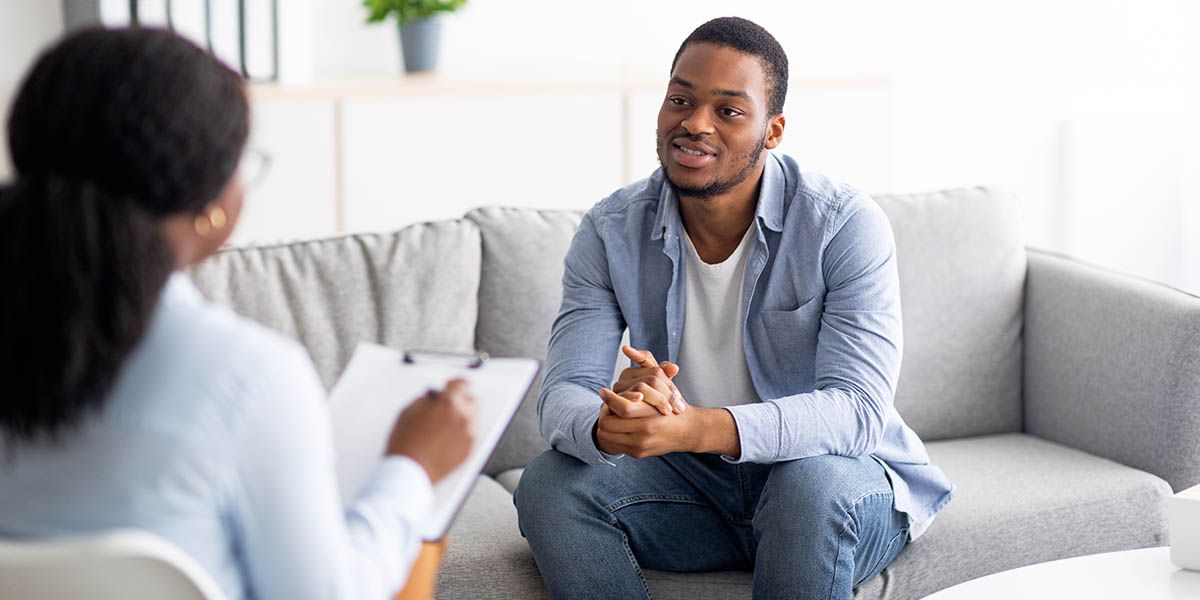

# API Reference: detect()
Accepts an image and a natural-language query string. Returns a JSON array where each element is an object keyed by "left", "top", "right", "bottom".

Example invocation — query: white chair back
[{"left": 0, "top": 529, "right": 226, "bottom": 599}]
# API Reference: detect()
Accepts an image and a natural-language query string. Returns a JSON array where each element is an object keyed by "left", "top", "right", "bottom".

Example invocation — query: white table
[{"left": 924, "top": 547, "right": 1200, "bottom": 599}]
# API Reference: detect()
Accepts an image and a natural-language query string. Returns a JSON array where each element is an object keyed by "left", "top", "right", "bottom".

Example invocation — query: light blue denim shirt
[
  {"left": 539, "top": 152, "right": 954, "bottom": 533},
  {"left": 0, "top": 274, "right": 432, "bottom": 599}
]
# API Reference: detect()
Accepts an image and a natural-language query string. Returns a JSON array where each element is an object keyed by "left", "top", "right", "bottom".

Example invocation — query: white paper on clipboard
[{"left": 327, "top": 342, "right": 539, "bottom": 541}]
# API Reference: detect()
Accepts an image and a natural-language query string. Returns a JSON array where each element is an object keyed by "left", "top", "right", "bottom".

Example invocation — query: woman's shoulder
[
  {"left": 160, "top": 273, "right": 308, "bottom": 366},
  {"left": 107, "top": 274, "right": 324, "bottom": 437}
]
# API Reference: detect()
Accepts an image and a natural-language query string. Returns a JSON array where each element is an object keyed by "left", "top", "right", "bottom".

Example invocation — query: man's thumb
[{"left": 661, "top": 361, "right": 680, "bottom": 379}]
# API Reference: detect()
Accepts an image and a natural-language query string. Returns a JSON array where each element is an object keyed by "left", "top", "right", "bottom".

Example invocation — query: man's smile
[{"left": 670, "top": 138, "right": 718, "bottom": 168}]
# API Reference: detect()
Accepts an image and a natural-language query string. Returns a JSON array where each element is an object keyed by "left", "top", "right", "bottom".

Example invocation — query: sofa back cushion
[
  {"left": 189, "top": 222, "right": 482, "bottom": 387},
  {"left": 875, "top": 187, "right": 1026, "bottom": 439},
  {"left": 473, "top": 187, "right": 1026, "bottom": 458},
  {"left": 466, "top": 207, "right": 584, "bottom": 475}
]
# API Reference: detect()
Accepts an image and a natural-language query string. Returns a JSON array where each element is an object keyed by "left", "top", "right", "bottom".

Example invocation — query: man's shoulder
[
  {"left": 775, "top": 154, "right": 867, "bottom": 213},
  {"left": 775, "top": 154, "right": 884, "bottom": 235}
]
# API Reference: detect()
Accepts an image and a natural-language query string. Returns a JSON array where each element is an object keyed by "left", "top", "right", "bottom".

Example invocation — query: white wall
[
  {"left": 0, "top": 1, "right": 64, "bottom": 180},
  {"left": 302, "top": 0, "right": 1195, "bottom": 291},
  {"left": 1, "top": 0, "right": 1195, "bottom": 291}
]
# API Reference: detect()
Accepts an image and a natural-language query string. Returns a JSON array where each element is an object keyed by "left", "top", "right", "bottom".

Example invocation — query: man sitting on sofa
[{"left": 514, "top": 17, "right": 954, "bottom": 599}]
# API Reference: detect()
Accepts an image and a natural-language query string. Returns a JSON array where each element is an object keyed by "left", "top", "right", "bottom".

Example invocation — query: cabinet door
[
  {"left": 341, "top": 92, "right": 623, "bottom": 232},
  {"left": 233, "top": 98, "right": 338, "bottom": 245},
  {"left": 626, "top": 83, "right": 893, "bottom": 192}
]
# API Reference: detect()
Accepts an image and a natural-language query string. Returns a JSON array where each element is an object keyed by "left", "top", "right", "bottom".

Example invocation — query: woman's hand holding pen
[{"left": 386, "top": 379, "right": 477, "bottom": 484}]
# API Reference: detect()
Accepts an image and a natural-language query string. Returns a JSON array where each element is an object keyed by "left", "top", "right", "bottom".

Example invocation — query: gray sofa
[{"left": 189, "top": 186, "right": 1200, "bottom": 599}]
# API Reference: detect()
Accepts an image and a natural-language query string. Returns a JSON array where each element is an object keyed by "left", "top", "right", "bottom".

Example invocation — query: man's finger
[
  {"left": 660, "top": 361, "right": 680, "bottom": 379},
  {"left": 613, "top": 373, "right": 676, "bottom": 398},
  {"left": 600, "top": 390, "right": 661, "bottom": 419},
  {"left": 622, "top": 345, "right": 659, "bottom": 368},
  {"left": 600, "top": 387, "right": 644, "bottom": 417},
  {"left": 632, "top": 382, "right": 673, "bottom": 416}
]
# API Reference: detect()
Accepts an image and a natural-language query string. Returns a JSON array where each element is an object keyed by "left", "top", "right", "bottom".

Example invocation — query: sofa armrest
[{"left": 1024, "top": 249, "right": 1200, "bottom": 491}]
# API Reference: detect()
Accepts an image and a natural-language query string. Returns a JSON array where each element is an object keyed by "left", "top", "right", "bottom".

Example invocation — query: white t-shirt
[{"left": 674, "top": 226, "right": 761, "bottom": 409}]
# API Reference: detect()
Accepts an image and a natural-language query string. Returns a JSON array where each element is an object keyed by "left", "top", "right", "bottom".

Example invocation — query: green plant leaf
[{"left": 362, "top": 0, "right": 469, "bottom": 26}]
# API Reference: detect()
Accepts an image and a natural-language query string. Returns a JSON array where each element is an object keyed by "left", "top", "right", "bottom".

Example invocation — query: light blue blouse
[{"left": 0, "top": 273, "right": 432, "bottom": 599}]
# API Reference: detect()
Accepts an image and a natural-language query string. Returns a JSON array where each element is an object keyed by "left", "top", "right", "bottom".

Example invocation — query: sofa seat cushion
[
  {"left": 475, "top": 434, "right": 1170, "bottom": 599},
  {"left": 437, "top": 475, "right": 548, "bottom": 599},
  {"left": 859, "top": 433, "right": 1169, "bottom": 599}
]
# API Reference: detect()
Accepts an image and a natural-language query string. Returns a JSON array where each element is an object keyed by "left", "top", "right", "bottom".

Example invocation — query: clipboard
[{"left": 327, "top": 342, "right": 540, "bottom": 541}]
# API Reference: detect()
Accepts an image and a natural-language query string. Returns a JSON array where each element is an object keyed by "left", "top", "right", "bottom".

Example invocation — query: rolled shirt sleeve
[{"left": 538, "top": 211, "right": 629, "bottom": 466}]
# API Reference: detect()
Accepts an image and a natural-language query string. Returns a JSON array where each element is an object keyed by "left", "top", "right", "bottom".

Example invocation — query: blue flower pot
[{"left": 399, "top": 18, "right": 442, "bottom": 73}]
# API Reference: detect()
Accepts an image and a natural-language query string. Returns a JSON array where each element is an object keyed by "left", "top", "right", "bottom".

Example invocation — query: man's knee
[
  {"left": 755, "top": 455, "right": 889, "bottom": 530},
  {"left": 514, "top": 450, "right": 592, "bottom": 532}
]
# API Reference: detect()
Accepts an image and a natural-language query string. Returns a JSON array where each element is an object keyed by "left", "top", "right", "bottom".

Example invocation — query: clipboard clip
[{"left": 402, "top": 349, "right": 490, "bottom": 369}]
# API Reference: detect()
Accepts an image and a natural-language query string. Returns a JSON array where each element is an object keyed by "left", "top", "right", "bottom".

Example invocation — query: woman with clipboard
[{"left": 0, "top": 27, "right": 474, "bottom": 600}]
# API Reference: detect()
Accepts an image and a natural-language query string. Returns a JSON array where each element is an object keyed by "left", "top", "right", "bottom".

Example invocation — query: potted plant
[{"left": 363, "top": 0, "right": 468, "bottom": 73}]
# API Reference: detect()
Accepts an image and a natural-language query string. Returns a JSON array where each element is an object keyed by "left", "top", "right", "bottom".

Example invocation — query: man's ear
[{"left": 764, "top": 114, "right": 786, "bottom": 150}]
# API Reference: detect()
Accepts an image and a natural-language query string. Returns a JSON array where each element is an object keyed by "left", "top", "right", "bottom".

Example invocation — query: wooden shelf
[{"left": 248, "top": 73, "right": 890, "bottom": 100}]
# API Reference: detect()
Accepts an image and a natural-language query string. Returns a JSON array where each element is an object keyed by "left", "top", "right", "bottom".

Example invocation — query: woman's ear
[{"left": 183, "top": 172, "right": 245, "bottom": 266}]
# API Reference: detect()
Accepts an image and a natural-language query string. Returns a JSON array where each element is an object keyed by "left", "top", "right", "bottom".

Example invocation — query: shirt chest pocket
[{"left": 758, "top": 296, "right": 822, "bottom": 377}]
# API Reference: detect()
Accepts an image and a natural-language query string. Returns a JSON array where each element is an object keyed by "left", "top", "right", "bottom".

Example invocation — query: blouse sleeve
[{"left": 228, "top": 342, "right": 433, "bottom": 599}]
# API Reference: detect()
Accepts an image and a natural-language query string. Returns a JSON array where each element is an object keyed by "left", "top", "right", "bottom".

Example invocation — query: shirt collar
[
  {"left": 652, "top": 152, "right": 786, "bottom": 241},
  {"left": 164, "top": 270, "right": 205, "bottom": 309}
]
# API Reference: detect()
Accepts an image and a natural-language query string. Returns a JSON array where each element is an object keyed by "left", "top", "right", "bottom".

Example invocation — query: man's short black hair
[{"left": 670, "top": 17, "right": 789, "bottom": 116}]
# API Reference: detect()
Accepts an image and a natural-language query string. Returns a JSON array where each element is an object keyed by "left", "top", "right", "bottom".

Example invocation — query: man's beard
[{"left": 657, "top": 134, "right": 767, "bottom": 200}]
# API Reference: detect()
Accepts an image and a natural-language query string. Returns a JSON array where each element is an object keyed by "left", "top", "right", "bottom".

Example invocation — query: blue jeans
[{"left": 514, "top": 450, "right": 909, "bottom": 600}]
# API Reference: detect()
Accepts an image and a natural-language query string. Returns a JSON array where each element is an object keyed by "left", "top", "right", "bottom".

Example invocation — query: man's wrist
[
  {"left": 591, "top": 416, "right": 623, "bottom": 462},
  {"left": 692, "top": 407, "right": 741, "bottom": 457}
]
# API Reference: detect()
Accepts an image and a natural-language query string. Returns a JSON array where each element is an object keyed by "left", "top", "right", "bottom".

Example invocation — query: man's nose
[{"left": 680, "top": 109, "right": 714, "bottom": 136}]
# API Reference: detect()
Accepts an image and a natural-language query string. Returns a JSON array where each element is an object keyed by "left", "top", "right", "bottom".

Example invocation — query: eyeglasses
[{"left": 240, "top": 148, "right": 272, "bottom": 189}]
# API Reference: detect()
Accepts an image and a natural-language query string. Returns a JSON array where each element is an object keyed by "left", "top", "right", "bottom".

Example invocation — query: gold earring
[{"left": 193, "top": 207, "right": 227, "bottom": 235}]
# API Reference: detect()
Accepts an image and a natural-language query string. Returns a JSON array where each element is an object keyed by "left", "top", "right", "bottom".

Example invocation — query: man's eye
[
  {"left": 720, "top": 108, "right": 742, "bottom": 117},
  {"left": 669, "top": 97, "right": 689, "bottom": 106}
]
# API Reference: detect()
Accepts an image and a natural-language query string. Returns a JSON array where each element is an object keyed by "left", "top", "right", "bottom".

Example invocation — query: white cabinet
[{"left": 340, "top": 91, "right": 623, "bottom": 233}]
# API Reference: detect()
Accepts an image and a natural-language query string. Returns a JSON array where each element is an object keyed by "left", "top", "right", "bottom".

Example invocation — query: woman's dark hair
[{"left": 0, "top": 27, "right": 249, "bottom": 443}]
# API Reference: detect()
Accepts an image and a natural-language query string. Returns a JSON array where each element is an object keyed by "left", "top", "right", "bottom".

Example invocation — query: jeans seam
[
  {"left": 606, "top": 493, "right": 706, "bottom": 512},
  {"left": 604, "top": 509, "right": 655, "bottom": 600},
  {"left": 736, "top": 464, "right": 746, "bottom": 517},
  {"left": 828, "top": 489, "right": 893, "bottom": 600},
  {"left": 858, "top": 526, "right": 909, "bottom": 586}
]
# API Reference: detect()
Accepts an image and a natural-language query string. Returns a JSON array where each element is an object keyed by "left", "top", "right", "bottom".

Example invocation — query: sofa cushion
[
  {"left": 472, "top": 187, "right": 1026, "bottom": 453},
  {"left": 188, "top": 223, "right": 481, "bottom": 387},
  {"left": 437, "top": 475, "right": 548, "bottom": 599},
  {"left": 483, "top": 434, "right": 1170, "bottom": 599},
  {"left": 874, "top": 187, "right": 1026, "bottom": 440},
  {"left": 859, "top": 433, "right": 1169, "bottom": 599},
  {"left": 466, "top": 207, "right": 584, "bottom": 476}
]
